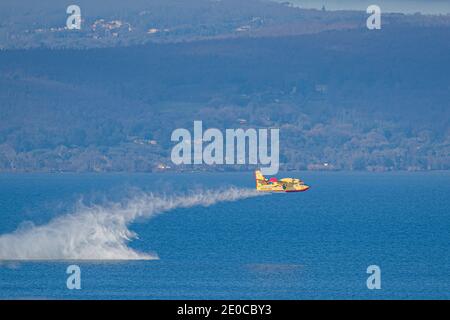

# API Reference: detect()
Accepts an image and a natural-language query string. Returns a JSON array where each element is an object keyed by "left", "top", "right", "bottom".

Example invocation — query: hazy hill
[
  {"left": 0, "top": 1, "right": 449, "bottom": 172},
  {"left": 1, "top": 0, "right": 449, "bottom": 49}
]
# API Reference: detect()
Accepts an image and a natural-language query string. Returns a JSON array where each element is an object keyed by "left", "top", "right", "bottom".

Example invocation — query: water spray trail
[{"left": 0, "top": 188, "right": 264, "bottom": 261}]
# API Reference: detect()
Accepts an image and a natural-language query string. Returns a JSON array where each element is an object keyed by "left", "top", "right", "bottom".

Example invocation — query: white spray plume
[{"left": 0, "top": 188, "right": 264, "bottom": 261}]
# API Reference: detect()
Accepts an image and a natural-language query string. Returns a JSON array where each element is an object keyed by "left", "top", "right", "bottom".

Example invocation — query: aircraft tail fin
[{"left": 255, "top": 170, "right": 266, "bottom": 188}]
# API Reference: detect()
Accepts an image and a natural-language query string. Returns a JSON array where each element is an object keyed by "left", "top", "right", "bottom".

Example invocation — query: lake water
[
  {"left": 273, "top": 0, "right": 450, "bottom": 14},
  {"left": 0, "top": 172, "right": 449, "bottom": 299}
]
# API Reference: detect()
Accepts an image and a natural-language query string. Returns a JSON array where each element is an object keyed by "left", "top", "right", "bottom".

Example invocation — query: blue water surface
[{"left": 0, "top": 171, "right": 449, "bottom": 299}]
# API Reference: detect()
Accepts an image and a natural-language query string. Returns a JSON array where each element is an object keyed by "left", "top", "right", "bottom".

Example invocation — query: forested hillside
[{"left": 0, "top": 1, "right": 449, "bottom": 172}]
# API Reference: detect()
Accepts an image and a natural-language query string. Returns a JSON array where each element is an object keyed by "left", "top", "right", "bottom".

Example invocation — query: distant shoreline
[
  {"left": 272, "top": 0, "right": 450, "bottom": 15},
  {"left": 1, "top": 169, "right": 449, "bottom": 174}
]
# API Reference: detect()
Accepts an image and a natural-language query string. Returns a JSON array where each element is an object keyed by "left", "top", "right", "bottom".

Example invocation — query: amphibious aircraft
[{"left": 255, "top": 170, "right": 310, "bottom": 192}]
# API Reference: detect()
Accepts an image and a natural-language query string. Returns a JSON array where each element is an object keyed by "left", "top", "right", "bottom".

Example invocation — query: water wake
[{"left": 0, "top": 188, "right": 263, "bottom": 260}]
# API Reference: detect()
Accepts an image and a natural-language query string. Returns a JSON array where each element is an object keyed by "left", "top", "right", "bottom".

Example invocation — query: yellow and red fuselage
[{"left": 255, "top": 170, "right": 310, "bottom": 193}]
